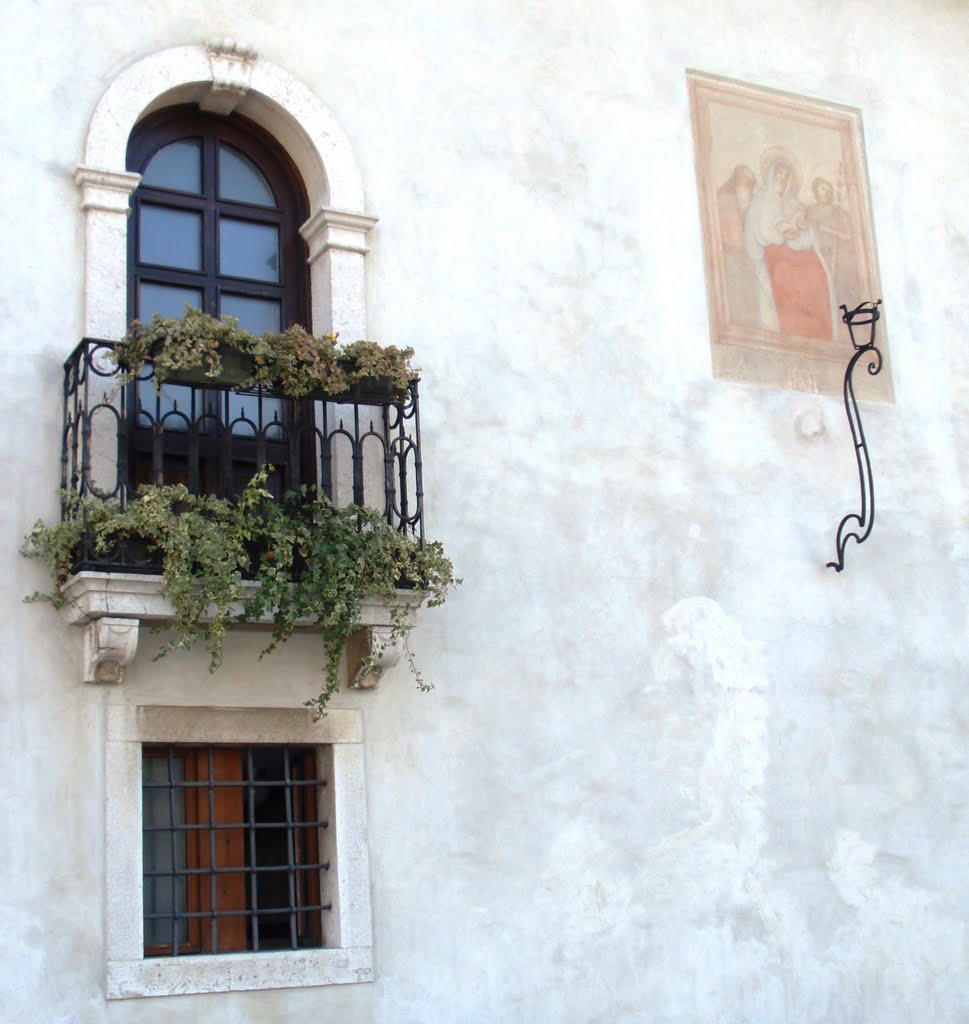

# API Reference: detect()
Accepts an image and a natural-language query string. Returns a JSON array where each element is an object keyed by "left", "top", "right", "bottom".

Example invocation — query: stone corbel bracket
[
  {"left": 84, "top": 617, "right": 139, "bottom": 685},
  {"left": 346, "top": 625, "right": 406, "bottom": 689},
  {"left": 60, "top": 572, "right": 425, "bottom": 688},
  {"left": 201, "top": 37, "right": 258, "bottom": 115}
]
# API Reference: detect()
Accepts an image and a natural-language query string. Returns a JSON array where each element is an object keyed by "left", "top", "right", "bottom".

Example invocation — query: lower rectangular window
[
  {"left": 142, "top": 744, "right": 328, "bottom": 956},
  {"left": 107, "top": 706, "right": 372, "bottom": 998}
]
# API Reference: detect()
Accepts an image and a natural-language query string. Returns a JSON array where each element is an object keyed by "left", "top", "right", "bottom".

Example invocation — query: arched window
[
  {"left": 127, "top": 105, "right": 309, "bottom": 331},
  {"left": 125, "top": 107, "right": 311, "bottom": 495}
]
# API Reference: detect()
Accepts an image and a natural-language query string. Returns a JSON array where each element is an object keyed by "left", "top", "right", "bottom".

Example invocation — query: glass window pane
[
  {"left": 137, "top": 382, "right": 194, "bottom": 433},
  {"left": 143, "top": 755, "right": 187, "bottom": 949},
  {"left": 137, "top": 284, "right": 204, "bottom": 429},
  {"left": 220, "top": 293, "right": 281, "bottom": 334},
  {"left": 219, "top": 145, "right": 275, "bottom": 207},
  {"left": 142, "top": 140, "right": 202, "bottom": 193},
  {"left": 140, "top": 205, "right": 202, "bottom": 271},
  {"left": 228, "top": 393, "right": 284, "bottom": 438},
  {"left": 138, "top": 282, "right": 203, "bottom": 320},
  {"left": 220, "top": 219, "right": 279, "bottom": 282}
]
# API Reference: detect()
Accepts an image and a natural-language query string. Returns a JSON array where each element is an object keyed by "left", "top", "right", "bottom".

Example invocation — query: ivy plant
[
  {"left": 114, "top": 306, "right": 418, "bottom": 397},
  {"left": 22, "top": 469, "right": 458, "bottom": 714}
]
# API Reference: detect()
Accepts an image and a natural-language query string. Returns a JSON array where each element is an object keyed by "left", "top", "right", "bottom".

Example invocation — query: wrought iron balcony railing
[{"left": 61, "top": 338, "right": 424, "bottom": 574}]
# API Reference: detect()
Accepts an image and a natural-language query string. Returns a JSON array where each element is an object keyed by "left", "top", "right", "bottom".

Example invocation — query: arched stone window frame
[{"left": 75, "top": 38, "right": 377, "bottom": 344}]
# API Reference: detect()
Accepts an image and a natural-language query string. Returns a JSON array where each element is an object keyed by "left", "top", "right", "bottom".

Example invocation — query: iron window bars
[{"left": 142, "top": 744, "right": 329, "bottom": 956}]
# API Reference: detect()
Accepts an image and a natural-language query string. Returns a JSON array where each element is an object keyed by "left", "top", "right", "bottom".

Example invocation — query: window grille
[{"left": 142, "top": 744, "right": 330, "bottom": 956}]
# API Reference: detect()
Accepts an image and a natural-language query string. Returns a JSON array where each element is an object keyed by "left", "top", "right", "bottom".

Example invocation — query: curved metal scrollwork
[
  {"left": 827, "top": 300, "right": 883, "bottom": 573},
  {"left": 60, "top": 338, "right": 426, "bottom": 574}
]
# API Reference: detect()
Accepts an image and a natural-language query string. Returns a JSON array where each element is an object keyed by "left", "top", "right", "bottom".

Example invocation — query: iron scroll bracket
[{"left": 827, "top": 300, "right": 883, "bottom": 573}]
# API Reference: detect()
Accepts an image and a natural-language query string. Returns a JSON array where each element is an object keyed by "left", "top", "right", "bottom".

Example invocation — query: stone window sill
[{"left": 60, "top": 571, "right": 424, "bottom": 687}]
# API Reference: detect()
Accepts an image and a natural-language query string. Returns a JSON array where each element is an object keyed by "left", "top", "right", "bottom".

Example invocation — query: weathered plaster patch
[{"left": 649, "top": 597, "right": 769, "bottom": 846}]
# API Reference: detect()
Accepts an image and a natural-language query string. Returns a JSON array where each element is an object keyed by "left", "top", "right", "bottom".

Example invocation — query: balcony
[
  {"left": 63, "top": 338, "right": 424, "bottom": 564},
  {"left": 59, "top": 338, "right": 427, "bottom": 686}
]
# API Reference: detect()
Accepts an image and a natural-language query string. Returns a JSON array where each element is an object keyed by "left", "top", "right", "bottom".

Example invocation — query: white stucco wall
[{"left": 2, "top": 1, "right": 969, "bottom": 1021}]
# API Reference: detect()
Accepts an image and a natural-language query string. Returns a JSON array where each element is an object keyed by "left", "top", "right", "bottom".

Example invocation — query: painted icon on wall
[{"left": 688, "top": 71, "right": 892, "bottom": 400}]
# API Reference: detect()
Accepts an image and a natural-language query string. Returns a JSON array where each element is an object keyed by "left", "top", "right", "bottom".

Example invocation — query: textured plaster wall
[{"left": 2, "top": 1, "right": 969, "bottom": 1021}]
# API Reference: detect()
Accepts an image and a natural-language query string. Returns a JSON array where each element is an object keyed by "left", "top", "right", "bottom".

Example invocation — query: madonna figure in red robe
[{"left": 744, "top": 157, "right": 834, "bottom": 341}]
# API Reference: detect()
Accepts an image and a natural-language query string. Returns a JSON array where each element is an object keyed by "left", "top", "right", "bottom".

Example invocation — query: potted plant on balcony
[
  {"left": 113, "top": 306, "right": 417, "bottom": 399},
  {"left": 22, "top": 468, "right": 458, "bottom": 714}
]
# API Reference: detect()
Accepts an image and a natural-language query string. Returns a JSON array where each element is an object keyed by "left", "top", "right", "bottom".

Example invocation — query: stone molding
[
  {"left": 108, "top": 947, "right": 374, "bottom": 1000},
  {"left": 80, "top": 43, "right": 366, "bottom": 210},
  {"left": 111, "top": 704, "right": 363, "bottom": 745},
  {"left": 200, "top": 37, "right": 258, "bottom": 115},
  {"left": 74, "top": 168, "right": 141, "bottom": 214},
  {"left": 83, "top": 617, "right": 139, "bottom": 684},
  {"left": 62, "top": 571, "right": 424, "bottom": 687},
  {"left": 301, "top": 207, "right": 379, "bottom": 262},
  {"left": 347, "top": 625, "right": 407, "bottom": 689}
]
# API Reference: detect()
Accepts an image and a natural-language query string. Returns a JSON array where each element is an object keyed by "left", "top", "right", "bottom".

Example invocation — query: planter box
[
  {"left": 155, "top": 350, "right": 403, "bottom": 401},
  {"left": 320, "top": 379, "right": 404, "bottom": 405},
  {"left": 160, "top": 345, "right": 255, "bottom": 388},
  {"left": 155, "top": 349, "right": 405, "bottom": 402}
]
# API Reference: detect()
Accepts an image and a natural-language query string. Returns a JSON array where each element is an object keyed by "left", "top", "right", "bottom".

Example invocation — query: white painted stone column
[
  {"left": 301, "top": 208, "right": 378, "bottom": 339},
  {"left": 74, "top": 168, "right": 140, "bottom": 339},
  {"left": 328, "top": 741, "right": 373, "bottom": 951}
]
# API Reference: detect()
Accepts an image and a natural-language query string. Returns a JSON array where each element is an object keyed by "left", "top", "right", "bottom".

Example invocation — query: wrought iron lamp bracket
[{"left": 827, "top": 299, "right": 883, "bottom": 572}]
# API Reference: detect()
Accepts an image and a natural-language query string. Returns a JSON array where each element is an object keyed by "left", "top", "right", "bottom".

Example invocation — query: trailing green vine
[
  {"left": 114, "top": 306, "right": 418, "bottom": 397},
  {"left": 22, "top": 469, "right": 458, "bottom": 712}
]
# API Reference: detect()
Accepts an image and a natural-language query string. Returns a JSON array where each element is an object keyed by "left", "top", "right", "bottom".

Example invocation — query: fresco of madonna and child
[{"left": 688, "top": 71, "right": 891, "bottom": 401}]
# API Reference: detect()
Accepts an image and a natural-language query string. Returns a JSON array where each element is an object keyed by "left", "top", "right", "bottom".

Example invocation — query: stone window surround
[{"left": 106, "top": 704, "right": 373, "bottom": 999}]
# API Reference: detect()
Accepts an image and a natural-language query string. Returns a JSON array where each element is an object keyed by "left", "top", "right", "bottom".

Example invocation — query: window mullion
[{"left": 204, "top": 132, "right": 219, "bottom": 316}]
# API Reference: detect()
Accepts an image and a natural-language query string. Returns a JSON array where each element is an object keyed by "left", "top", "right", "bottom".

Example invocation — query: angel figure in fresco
[
  {"left": 808, "top": 175, "right": 859, "bottom": 309},
  {"left": 716, "top": 165, "right": 759, "bottom": 327},
  {"left": 744, "top": 148, "right": 835, "bottom": 340}
]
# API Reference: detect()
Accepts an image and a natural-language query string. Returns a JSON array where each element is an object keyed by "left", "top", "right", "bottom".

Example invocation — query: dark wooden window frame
[
  {"left": 125, "top": 106, "right": 312, "bottom": 497},
  {"left": 127, "top": 105, "right": 309, "bottom": 328}
]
